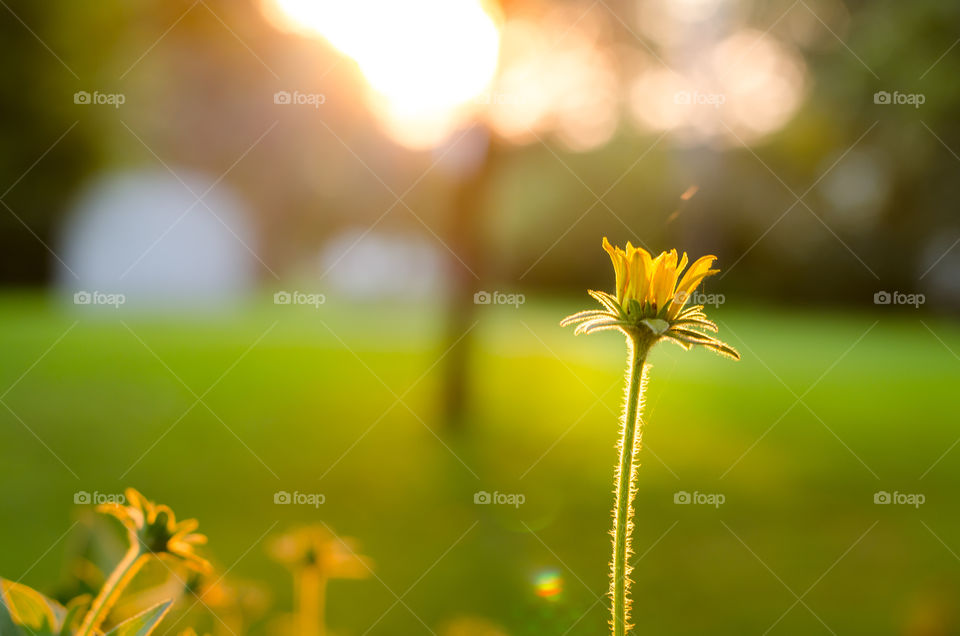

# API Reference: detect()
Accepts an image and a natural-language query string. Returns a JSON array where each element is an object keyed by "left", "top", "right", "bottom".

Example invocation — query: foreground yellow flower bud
[
  {"left": 76, "top": 488, "right": 211, "bottom": 636},
  {"left": 269, "top": 525, "right": 371, "bottom": 636},
  {"left": 98, "top": 488, "right": 212, "bottom": 573}
]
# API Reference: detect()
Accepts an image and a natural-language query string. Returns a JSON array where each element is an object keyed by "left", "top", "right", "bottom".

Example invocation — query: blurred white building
[
  {"left": 317, "top": 229, "right": 447, "bottom": 301},
  {"left": 56, "top": 169, "right": 257, "bottom": 309}
]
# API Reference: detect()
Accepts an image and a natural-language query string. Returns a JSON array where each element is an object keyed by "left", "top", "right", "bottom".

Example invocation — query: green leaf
[
  {"left": 105, "top": 600, "right": 172, "bottom": 636},
  {"left": 0, "top": 578, "right": 67, "bottom": 636}
]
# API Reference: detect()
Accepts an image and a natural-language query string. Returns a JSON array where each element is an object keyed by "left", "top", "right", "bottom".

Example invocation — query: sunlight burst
[{"left": 265, "top": 0, "right": 502, "bottom": 148}]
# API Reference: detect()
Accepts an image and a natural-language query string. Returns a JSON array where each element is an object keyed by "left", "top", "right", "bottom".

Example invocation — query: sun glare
[
  {"left": 483, "top": 10, "right": 619, "bottom": 152},
  {"left": 264, "top": 0, "right": 502, "bottom": 148}
]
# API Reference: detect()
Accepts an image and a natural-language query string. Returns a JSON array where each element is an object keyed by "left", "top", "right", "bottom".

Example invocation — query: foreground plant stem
[
  {"left": 295, "top": 566, "right": 326, "bottom": 636},
  {"left": 611, "top": 333, "right": 652, "bottom": 636},
  {"left": 77, "top": 543, "right": 148, "bottom": 636}
]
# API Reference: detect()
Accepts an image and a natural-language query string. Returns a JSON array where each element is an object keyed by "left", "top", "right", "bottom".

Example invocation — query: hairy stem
[
  {"left": 611, "top": 334, "right": 651, "bottom": 636},
  {"left": 76, "top": 543, "right": 147, "bottom": 636}
]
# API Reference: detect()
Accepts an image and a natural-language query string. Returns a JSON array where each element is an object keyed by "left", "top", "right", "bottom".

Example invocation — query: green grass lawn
[{"left": 1, "top": 293, "right": 958, "bottom": 635}]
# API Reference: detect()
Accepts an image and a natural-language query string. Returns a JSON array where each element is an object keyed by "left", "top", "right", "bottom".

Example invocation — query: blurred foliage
[{"left": 1, "top": 0, "right": 960, "bottom": 303}]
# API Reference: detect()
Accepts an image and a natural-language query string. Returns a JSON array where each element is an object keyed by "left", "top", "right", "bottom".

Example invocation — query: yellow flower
[
  {"left": 562, "top": 237, "right": 739, "bottom": 359},
  {"left": 268, "top": 525, "right": 371, "bottom": 579},
  {"left": 602, "top": 237, "right": 719, "bottom": 319},
  {"left": 269, "top": 525, "right": 371, "bottom": 636},
  {"left": 98, "top": 488, "right": 212, "bottom": 573}
]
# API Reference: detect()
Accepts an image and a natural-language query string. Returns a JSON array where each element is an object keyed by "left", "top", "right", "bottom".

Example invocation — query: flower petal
[
  {"left": 650, "top": 251, "right": 676, "bottom": 311},
  {"left": 669, "top": 255, "right": 719, "bottom": 318},
  {"left": 603, "top": 237, "right": 628, "bottom": 304}
]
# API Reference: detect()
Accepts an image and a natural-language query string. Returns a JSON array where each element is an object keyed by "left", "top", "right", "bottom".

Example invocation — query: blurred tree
[
  {"left": 0, "top": 1, "right": 105, "bottom": 283},
  {"left": 442, "top": 136, "right": 505, "bottom": 429}
]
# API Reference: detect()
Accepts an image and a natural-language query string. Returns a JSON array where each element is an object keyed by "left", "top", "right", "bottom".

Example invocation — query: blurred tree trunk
[{"left": 441, "top": 131, "right": 503, "bottom": 432}]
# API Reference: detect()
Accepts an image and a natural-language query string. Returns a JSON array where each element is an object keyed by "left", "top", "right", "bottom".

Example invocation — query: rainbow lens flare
[{"left": 534, "top": 568, "right": 563, "bottom": 600}]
